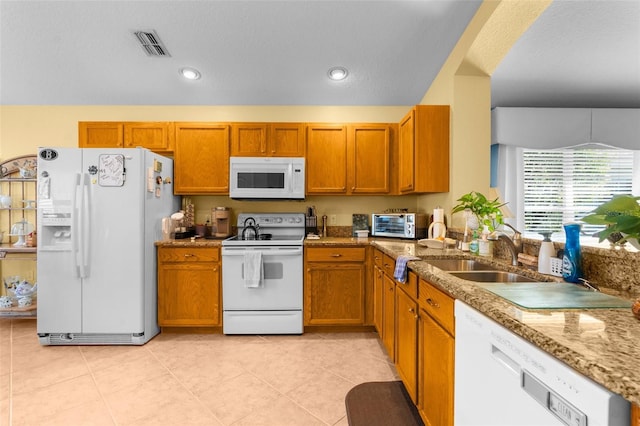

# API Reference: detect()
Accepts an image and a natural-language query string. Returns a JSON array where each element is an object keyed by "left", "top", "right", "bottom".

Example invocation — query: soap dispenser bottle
[
  {"left": 537, "top": 232, "right": 554, "bottom": 274},
  {"left": 562, "top": 223, "right": 582, "bottom": 283}
]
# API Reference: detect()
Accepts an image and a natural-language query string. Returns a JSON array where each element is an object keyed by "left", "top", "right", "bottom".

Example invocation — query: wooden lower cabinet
[
  {"left": 395, "top": 275, "right": 419, "bottom": 403},
  {"left": 373, "top": 263, "right": 384, "bottom": 334},
  {"left": 157, "top": 247, "right": 221, "bottom": 327},
  {"left": 419, "top": 308, "right": 454, "bottom": 426},
  {"left": 304, "top": 246, "right": 366, "bottom": 326},
  {"left": 417, "top": 278, "right": 455, "bottom": 426},
  {"left": 633, "top": 403, "right": 640, "bottom": 426},
  {"left": 382, "top": 273, "right": 396, "bottom": 360}
]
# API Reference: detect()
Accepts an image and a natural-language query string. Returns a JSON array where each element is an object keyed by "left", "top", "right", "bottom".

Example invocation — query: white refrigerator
[{"left": 36, "top": 147, "right": 180, "bottom": 345}]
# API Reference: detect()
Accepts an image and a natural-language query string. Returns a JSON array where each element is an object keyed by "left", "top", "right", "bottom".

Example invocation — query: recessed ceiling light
[
  {"left": 180, "top": 67, "right": 201, "bottom": 80},
  {"left": 327, "top": 66, "right": 348, "bottom": 81}
]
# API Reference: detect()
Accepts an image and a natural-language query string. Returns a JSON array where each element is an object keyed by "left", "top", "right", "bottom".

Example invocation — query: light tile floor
[{"left": 0, "top": 319, "right": 399, "bottom": 425}]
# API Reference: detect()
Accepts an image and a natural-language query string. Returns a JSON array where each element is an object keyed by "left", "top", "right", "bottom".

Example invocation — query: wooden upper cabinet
[
  {"left": 231, "top": 123, "right": 267, "bottom": 156},
  {"left": 306, "top": 125, "right": 348, "bottom": 194},
  {"left": 306, "top": 124, "right": 393, "bottom": 195},
  {"left": 79, "top": 121, "right": 173, "bottom": 153},
  {"left": 231, "top": 123, "right": 304, "bottom": 157},
  {"left": 123, "top": 122, "right": 174, "bottom": 152},
  {"left": 79, "top": 122, "right": 124, "bottom": 148},
  {"left": 350, "top": 125, "right": 391, "bottom": 194},
  {"left": 398, "top": 105, "right": 450, "bottom": 194},
  {"left": 174, "top": 122, "right": 230, "bottom": 194}
]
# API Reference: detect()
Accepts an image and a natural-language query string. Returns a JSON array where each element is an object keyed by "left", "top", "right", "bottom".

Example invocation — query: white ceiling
[
  {"left": 1, "top": 0, "right": 639, "bottom": 108},
  {"left": 491, "top": 0, "right": 640, "bottom": 108}
]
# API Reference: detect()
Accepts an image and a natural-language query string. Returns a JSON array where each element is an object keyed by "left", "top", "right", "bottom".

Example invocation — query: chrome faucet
[
  {"left": 241, "top": 217, "right": 258, "bottom": 240},
  {"left": 490, "top": 223, "right": 523, "bottom": 266}
]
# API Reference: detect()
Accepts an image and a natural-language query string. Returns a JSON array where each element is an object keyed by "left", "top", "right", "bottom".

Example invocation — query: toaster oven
[{"left": 371, "top": 213, "right": 427, "bottom": 239}]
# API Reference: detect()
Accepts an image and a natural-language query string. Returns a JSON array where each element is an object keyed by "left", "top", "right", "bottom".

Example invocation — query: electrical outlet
[{"left": 329, "top": 215, "right": 337, "bottom": 225}]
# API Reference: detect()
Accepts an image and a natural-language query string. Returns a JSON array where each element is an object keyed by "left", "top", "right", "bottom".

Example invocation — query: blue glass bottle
[{"left": 562, "top": 223, "right": 582, "bottom": 283}]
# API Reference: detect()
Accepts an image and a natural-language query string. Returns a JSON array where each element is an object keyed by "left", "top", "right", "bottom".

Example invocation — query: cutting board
[{"left": 480, "top": 282, "right": 632, "bottom": 309}]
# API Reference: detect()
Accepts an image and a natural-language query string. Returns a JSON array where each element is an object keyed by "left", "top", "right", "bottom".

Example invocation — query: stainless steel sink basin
[
  {"left": 449, "top": 271, "right": 538, "bottom": 283},
  {"left": 425, "top": 259, "right": 496, "bottom": 271}
]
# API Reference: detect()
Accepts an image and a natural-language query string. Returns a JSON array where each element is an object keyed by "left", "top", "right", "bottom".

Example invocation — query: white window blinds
[{"left": 522, "top": 148, "right": 634, "bottom": 236}]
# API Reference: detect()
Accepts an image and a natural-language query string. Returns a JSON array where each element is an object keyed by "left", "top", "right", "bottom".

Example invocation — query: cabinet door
[
  {"left": 412, "top": 105, "right": 450, "bottom": 193},
  {"left": 269, "top": 123, "right": 305, "bottom": 156},
  {"left": 158, "top": 261, "right": 220, "bottom": 327},
  {"left": 398, "top": 110, "right": 415, "bottom": 193},
  {"left": 230, "top": 123, "right": 268, "bottom": 156},
  {"left": 397, "top": 105, "right": 450, "bottom": 193},
  {"left": 373, "top": 264, "right": 384, "bottom": 335},
  {"left": 123, "top": 122, "right": 173, "bottom": 152},
  {"left": 78, "top": 122, "right": 124, "bottom": 148},
  {"left": 350, "top": 125, "right": 390, "bottom": 193},
  {"left": 304, "top": 263, "right": 365, "bottom": 325},
  {"left": 174, "top": 123, "right": 230, "bottom": 194},
  {"left": 382, "top": 274, "right": 396, "bottom": 361},
  {"left": 395, "top": 286, "right": 418, "bottom": 403},
  {"left": 306, "top": 125, "right": 348, "bottom": 194},
  {"left": 418, "top": 310, "right": 454, "bottom": 426}
]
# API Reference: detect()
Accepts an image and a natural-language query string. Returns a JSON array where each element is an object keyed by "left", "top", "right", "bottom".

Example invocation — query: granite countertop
[
  {"left": 373, "top": 240, "right": 640, "bottom": 407},
  {"left": 155, "top": 238, "right": 224, "bottom": 247}
]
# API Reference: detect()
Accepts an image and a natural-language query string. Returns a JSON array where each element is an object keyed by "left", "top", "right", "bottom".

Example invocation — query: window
[{"left": 522, "top": 148, "right": 635, "bottom": 238}]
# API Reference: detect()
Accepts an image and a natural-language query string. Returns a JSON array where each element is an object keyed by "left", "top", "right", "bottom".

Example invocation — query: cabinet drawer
[
  {"left": 418, "top": 278, "right": 454, "bottom": 335},
  {"left": 397, "top": 271, "right": 418, "bottom": 300},
  {"left": 158, "top": 247, "right": 219, "bottom": 263},
  {"left": 305, "top": 247, "right": 366, "bottom": 262},
  {"left": 381, "top": 254, "right": 395, "bottom": 277},
  {"left": 373, "top": 249, "right": 385, "bottom": 269}
]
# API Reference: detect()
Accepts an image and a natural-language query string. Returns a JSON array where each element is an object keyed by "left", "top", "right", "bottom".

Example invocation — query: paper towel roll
[{"left": 432, "top": 207, "right": 444, "bottom": 223}]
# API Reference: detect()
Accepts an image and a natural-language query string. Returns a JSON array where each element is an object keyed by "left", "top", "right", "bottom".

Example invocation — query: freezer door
[{"left": 37, "top": 148, "right": 83, "bottom": 333}]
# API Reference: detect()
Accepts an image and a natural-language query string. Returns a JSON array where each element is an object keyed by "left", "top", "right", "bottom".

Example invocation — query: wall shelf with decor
[{"left": 0, "top": 155, "right": 37, "bottom": 318}]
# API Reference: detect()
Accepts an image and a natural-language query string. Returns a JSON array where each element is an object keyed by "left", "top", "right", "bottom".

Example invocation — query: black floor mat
[{"left": 345, "top": 381, "right": 424, "bottom": 426}]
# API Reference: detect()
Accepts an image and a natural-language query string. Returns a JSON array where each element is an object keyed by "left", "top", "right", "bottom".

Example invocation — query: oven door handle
[{"left": 222, "top": 247, "right": 303, "bottom": 256}]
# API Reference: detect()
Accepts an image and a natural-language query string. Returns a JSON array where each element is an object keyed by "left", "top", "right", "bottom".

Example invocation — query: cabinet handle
[
  {"left": 184, "top": 254, "right": 195, "bottom": 257},
  {"left": 330, "top": 253, "right": 342, "bottom": 257},
  {"left": 351, "top": 186, "right": 356, "bottom": 191},
  {"left": 383, "top": 263, "right": 390, "bottom": 268},
  {"left": 426, "top": 298, "right": 440, "bottom": 308},
  {"left": 409, "top": 308, "right": 418, "bottom": 319}
]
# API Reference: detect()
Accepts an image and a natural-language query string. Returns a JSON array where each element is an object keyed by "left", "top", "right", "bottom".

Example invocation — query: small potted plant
[
  {"left": 452, "top": 191, "right": 506, "bottom": 232},
  {"left": 581, "top": 194, "right": 640, "bottom": 249}
]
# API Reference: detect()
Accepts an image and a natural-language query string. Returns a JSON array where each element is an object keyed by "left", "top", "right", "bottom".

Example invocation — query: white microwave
[{"left": 229, "top": 157, "right": 305, "bottom": 200}]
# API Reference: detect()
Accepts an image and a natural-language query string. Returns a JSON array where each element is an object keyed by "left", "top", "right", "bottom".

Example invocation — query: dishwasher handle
[{"left": 522, "top": 370, "right": 587, "bottom": 426}]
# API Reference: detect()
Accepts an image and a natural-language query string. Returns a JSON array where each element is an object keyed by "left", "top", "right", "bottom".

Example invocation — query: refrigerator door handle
[
  {"left": 78, "top": 173, "right": 91, "bottom": 278},
  {"left": 72, "top": 173, "right": 81, "bottom": 277}
]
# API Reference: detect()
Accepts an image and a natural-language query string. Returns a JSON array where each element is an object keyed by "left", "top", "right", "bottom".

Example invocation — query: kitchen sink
[
  {"left": 425, "top": 259, "right": 496, "bottom": 271},
  {"left": 449, "top": 271, "right": 538, "bottom": 283}
]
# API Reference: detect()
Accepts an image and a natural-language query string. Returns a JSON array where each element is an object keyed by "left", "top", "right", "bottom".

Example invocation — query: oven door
[{"left": 221, "top": 246, "right": 303, "bottom": 310}]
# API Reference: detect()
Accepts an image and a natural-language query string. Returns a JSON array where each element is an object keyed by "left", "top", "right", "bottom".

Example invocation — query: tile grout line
[
  {"left": 144, "top": 342, "right": 227, "bottom": 425},
  {"left": 78, "top": 344, "right": 119, "bottom": 426}
]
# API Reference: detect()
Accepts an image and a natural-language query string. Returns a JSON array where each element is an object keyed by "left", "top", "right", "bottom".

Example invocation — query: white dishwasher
[{"left": 454, "top": 301, "right": 630, "bottom": 426}]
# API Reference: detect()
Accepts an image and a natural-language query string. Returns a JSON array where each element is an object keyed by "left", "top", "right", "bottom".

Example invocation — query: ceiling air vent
[{"left": 134, "top": 30, "right": 170, "bottom": 57}]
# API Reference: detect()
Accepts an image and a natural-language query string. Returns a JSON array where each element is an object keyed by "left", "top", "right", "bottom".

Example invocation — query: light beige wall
[{"left": 0, "top": 105, "right": 417, "bottom": 226}]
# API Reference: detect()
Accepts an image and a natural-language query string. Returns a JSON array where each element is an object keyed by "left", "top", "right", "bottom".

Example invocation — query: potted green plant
[
  {"left": 581, "top": 194, "right": 640, "bottom": 249},
  {"left": 452, "top": 191, "right": 506, "bottom": 232}
]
